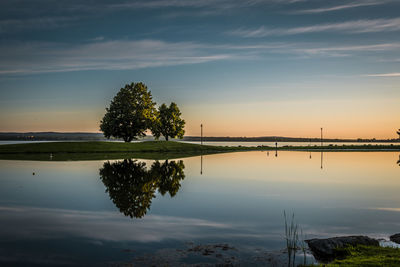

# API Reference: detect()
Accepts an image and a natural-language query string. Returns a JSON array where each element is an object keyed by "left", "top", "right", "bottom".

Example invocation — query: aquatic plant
[
  {"left": 299, "top": 228, "right": 308, "bottom": 266},
  {"left": 284, "top": 211, "right": 299, "bottom": 267}
]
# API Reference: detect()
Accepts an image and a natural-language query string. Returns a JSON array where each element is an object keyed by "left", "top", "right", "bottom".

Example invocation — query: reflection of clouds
[
  {"left": 369, "top": 207, "right": 400, "bottom": 212},
  {"left": 0, "top": 205, "right": 233, "bottom": 242},
  {"left": 4, "top": 205, "right": 396, "bottom": 245}
]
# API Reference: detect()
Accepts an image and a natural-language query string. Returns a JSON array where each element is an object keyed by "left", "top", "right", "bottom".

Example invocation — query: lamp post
[{"left": 320, "top": 127, "right": 323, "bottom": 147}]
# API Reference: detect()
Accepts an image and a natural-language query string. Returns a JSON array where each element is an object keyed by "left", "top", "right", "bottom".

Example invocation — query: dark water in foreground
[{"left": 0, "top": 151, "right": 399, "bottom": 266}]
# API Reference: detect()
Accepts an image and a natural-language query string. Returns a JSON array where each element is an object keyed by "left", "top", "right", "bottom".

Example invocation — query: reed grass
[{"left": 284, "top": 211, "right": 299, "bottom": 267}]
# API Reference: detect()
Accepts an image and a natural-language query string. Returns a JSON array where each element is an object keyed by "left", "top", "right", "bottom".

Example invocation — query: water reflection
[
  {"left": 397, "top": 155, "right": 400, "bottom": 166},
  {"left": 320, "top": 151, "right": 323, "bottom": 170},
  {"left": 99, "top": 159, "right": 185, "bottom": 218},
  {"left": 0, "top": 151, "right": 400, "bottom": 266},
  {"left": 200, "top": 155, "right": 203, "bottom": 175},
  {"left": 151, "top": 160, "right": 185, "bottom": 197}
]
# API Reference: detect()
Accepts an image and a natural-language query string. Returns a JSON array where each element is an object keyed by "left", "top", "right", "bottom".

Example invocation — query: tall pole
[
  {"left": 200, "top": 155, "right": 203, "bottom": 175},
  {"left": 201, "top": 124, "right": 203, "bottom": 146},
  {"left": 320, "top": 127, "right": 323, "bottom": 147}
]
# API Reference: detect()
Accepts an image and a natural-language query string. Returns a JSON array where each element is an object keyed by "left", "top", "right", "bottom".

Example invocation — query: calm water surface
[{"left": 0, "top": 151, "right": 399, "bottom": 266}]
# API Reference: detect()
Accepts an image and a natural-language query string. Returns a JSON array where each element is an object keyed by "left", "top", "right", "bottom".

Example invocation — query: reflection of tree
[
  {"left": 150, "top": 160, "right": 185, "bottom": 197},
  {"left": 397, "top": 155, "right": 400, "bottom": 166},
  {"left": 99, "top": 159, "right": 185, "bottom": 218}
]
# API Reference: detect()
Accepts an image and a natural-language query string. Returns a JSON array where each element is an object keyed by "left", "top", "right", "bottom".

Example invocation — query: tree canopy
[
  {"left": 151, "top": 102, "right": 185, "bottom": 141},
  {"left": 100, "top": 82, "right": 156, "bottom": 142}
]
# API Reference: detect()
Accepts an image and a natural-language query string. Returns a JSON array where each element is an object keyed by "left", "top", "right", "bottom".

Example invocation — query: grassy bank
[
  {"left": 306, "top": 245, "right": 400, "bottom": 266},
  {"left": 0, "top": 141, "right": 260, "bottom": 161},
  {"left": 0, "top": 141, "right": 399, "bottom": 161}
]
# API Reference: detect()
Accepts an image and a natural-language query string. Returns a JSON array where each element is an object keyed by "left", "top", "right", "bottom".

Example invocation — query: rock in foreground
[
  {"left": 305, "top": 236, "right": 379, "bottom": 261},
  {"left": 390, "top": 233, "right": 400, "bottom": 244}
]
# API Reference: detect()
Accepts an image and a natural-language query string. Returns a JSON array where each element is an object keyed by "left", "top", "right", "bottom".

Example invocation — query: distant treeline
[
  {"left": 0, "top": 132, "right": 398, "bottom": 143},
  {"left": 182, "top": 136, "right": 400, "bottom": 143},
  {"left": 0, "top": 132, "right": 107, "bottom": 141}
]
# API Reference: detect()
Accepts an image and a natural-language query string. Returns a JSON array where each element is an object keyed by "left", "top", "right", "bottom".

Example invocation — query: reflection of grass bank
[
  {"left": 0, "top": 152, "right": 213, "bottom": 161},
  {"left": 305, "top": 245, "right": 400, "bottom": 266},
  {"left": 0, "top": 141, "right": 399, "bottom": 161}
]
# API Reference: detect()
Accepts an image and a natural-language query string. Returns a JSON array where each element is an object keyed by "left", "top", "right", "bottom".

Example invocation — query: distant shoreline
[{"left": 0, "top": 132, "right": 398, "bottom": 143}]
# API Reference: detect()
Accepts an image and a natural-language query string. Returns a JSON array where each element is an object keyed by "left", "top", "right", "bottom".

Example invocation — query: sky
[{"left": 0, "top": 0, "right": 399, "bottom": 139}]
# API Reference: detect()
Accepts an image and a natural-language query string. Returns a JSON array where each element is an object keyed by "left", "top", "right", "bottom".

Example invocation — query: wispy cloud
[
  {"left": 364, "top": 73, "right": 400, "bottom": 77},
  {"left": 0, "top": 17, "right": 77, "bottom": 33},
  {"left": 0, "top": 0, "right": 307, "bottom": 14},
  {"left": 292, "top": 1, "right": 389, "bottom": 14},
  {"left": 1, "top": 39, "right": 399, "bottom": 75},
  {"left": 0, "top": 0, "right": 308, "bottom": 33},
  {"left": 294, "top": 43, "right": 400, "bottom": 57},
  {"left": 229, "top": 17, "right": 400, "bottom": 37},
  {"left": 0, "top": 40, "right": 236, "bottom": 75},
  {"left": 109, "top": 0, "right": 306, "bottom": 9}
]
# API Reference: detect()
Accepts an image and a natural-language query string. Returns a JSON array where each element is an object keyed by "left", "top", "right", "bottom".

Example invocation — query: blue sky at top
[{"left": 0, "top": 0, "right": 399, "bottom": 138}]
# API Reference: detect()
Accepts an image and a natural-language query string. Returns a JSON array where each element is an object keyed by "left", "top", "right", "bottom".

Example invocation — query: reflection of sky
[
  {"left": 181, "top": 141, "right": 400, "bottom": 147},
  {"left": 0, "top": 206, "right": 233, "bottom": 243},
  {"left": 0, "top": 151, "right": 400, "bottom": 265}
]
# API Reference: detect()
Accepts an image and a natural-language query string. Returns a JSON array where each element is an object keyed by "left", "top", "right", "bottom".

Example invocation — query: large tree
[
  {"left": 151, "top": 102, "right": 185, "bottom": 141},
  {"left": 100, "top": 82, "right": 156, "bottom": 142}
]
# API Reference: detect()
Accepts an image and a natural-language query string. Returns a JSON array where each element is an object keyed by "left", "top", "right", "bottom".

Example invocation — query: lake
[{"left": 0, "top": 151, "right": 399, "bottom": 266}]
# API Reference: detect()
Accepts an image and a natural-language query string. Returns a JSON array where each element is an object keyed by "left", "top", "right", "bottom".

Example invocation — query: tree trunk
[
  {"left": 165, "top": 136, "right": 169, "bottom": 141},
  {"left": 124, "top": 136, "right": 132, "bottom": 142}
]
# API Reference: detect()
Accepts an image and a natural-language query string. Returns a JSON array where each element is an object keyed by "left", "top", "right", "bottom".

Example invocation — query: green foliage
[
  {"left": 100, "top": 82, "right": 156, "bottom": 142},
  {"left": 152, "top": 102, "right": 185, "bottom": 141},
  {"left": 307, "top": 245, "right": 400, "bottom": 266},
  {"left": 99, "top": 159, "right": 185, "bottom": 218}
]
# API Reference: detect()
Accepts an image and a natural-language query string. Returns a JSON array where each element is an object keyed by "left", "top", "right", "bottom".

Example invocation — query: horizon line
[{"left": 0, "top": 131, "right": 399, "bottom": 141}]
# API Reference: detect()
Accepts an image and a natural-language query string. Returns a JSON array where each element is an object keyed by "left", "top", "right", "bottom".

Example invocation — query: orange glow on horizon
[{"left": 0, "top": 98, "right": 399, "bottom": 139}]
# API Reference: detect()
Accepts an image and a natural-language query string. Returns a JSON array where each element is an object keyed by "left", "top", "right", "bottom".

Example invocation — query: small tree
[
  {"left": 152, "top": 102, "right": 185, "bottom": 141},
  {"left": 100, "top": 82, "right": 156, "bottom": 142}
]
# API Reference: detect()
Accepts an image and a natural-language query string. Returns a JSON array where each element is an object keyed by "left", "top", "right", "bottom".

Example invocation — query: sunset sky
[{"left": 0, "top": 0, "right": 399, "bottom": 139}]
